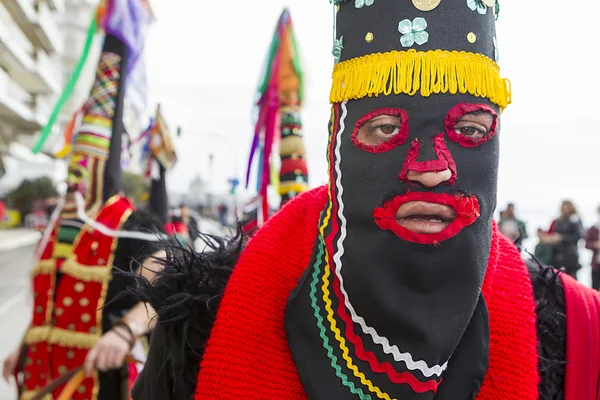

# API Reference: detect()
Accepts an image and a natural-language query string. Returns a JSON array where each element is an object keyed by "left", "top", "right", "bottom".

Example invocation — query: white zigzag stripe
[{"left": 331, "top": 101, "right": 448, "bottom": 378}]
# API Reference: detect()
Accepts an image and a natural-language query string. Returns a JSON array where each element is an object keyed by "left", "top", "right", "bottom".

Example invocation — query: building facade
[
  {"left": 0, "top": 0, "right": 64, "bottom": 152},
  {"left": 0, "top": 0, "right": 149, "bottom": 190}
]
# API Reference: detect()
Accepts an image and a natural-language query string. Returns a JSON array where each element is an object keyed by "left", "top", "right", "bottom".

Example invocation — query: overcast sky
[{"left": 143, "top": 0, "right": 600, "bottom": 222}]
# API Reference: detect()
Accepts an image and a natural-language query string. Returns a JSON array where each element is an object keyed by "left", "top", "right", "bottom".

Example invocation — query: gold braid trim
[
  {"left": 30, "top": 260, "right": 56, "bottom": 277},
  {"left": 61, "top": 258, "right": 110, "bottom": 283},
  {"left": 330, "top": 49, "right": 512, "bottom": 110},
  {"left": 24, "top": 326, "right": 50, "bottom": 345},
  {"left": 48, "top": 327, "right": 99, "bottom": 349},
  {"left": 20, "top": 391, "right": 52, "bottom": 400}
]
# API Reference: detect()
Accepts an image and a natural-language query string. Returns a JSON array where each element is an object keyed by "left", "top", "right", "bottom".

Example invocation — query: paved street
[{"left": 0, "top": 245, "right": 35, "bottom": 400}]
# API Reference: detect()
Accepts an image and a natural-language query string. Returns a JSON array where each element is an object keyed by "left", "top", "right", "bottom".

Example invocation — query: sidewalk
[
  {"left": 0, "top": 229, "right": 42, "bottom": 252},
  {"left": 198, "top": 217, "right": 229, "bottom": 236}
]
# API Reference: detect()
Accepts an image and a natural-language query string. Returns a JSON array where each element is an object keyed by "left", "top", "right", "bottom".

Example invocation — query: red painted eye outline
[
  {"left": 351, "top": 108, "right": 409, "bottom": 153},
  {"left": 445, "top": 103, "right": 498, "bottom": 148}
]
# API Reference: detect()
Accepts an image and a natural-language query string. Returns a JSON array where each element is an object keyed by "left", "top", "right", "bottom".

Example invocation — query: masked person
[
  {"left": 142, "top": 107, "right": 188, "bottom": 245},
  {"left": 498, "top": 203, "right": 528, "bottom": 247},
  {"left": 246, "top": 9, "right": 309, "bottom": 226},
  {"left": 131, "top": 1, "right": 600, "bottom": 399},
  {"left": 2, "top": 16, "right": 166, "bottom": 400}
]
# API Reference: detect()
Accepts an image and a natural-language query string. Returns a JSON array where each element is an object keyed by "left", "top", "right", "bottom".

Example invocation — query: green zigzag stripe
[{"left": 310, "top": 234, "right": 371, "bottom": 400}]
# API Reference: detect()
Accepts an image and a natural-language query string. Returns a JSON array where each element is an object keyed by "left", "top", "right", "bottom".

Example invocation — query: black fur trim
[
  {"left": 525, "top": 253, "right": 566, "bottom": 400},
  {"left": 128, "top": 227, "right": 244, "bottom": 398}
]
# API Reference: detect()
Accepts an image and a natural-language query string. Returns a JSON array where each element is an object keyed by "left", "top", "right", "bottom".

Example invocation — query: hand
[
  {"left": 2, "top": 347, "right": 19, "bottom": 382},
  {"left": 595, "top": 240, "right": 600, "bottom": 250},
  {"left": 549, "top": 233, "right": 562, "bottom": 244},
  {"left": 84, "top": 327, "right": 132, "bottom": 376}
]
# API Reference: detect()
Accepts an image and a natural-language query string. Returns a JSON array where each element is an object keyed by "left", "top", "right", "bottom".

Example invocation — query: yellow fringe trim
[
  {"left": 61, "top": 258, "right": 110, "bottom": 283},
  {"left": 20, "top": 391, "right": 52, "bottom": 400},
  {"left": 24, "top": 326, "right": 51, "bottom": 345},
  {"left": 24, "top": 325, "right": 100, "bottom": 349},
  {"left": 30, "top": 260, "right": 56, "bottom": 277},
  {"left": 48, "top": 327, "right": 99, "bottom": 349},
  {"left": 278, "top": 181, "right": 309, "bottom": 196},
  {"left": 330, "top": 49, "right": 512, "bottom": 110}
]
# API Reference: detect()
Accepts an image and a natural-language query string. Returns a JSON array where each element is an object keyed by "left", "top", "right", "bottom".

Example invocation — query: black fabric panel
[
  {"left": 102, "top": 34, "right": 128, "bottom": 202},
  {"left": 286, "top": 240, "right": 489, "bottom": 400},
  {"left": 149, "top": 164, "right": 169, "bottom": 226},
  {"left": 433, "top": 295, "right": 489, "bottom": 399},
  {"left": 336, "top": 0, "right": 497, "bottom": 62},
  {"left": 526, "top": 258, "right": 566, "bottom": 400},
  {"left": 131, "top": 324, "right": 180, "bottom": 400},
  {"left": 98, "top": 368, "right": 127, "bottom": 400}
]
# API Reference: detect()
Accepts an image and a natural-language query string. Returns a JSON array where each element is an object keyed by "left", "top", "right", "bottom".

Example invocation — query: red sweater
[{"left": 194, "top": 186, "right": 540, "bottom": 399}]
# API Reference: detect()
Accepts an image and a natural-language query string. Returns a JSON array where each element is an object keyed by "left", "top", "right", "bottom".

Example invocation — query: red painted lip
[{"left": 373, "top": 192, "right": 480, "bottom": 244}]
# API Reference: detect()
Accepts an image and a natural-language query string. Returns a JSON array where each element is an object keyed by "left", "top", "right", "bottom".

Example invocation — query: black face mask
[{"left": 287, "top": 90, "right": 497, "bottom": 399}]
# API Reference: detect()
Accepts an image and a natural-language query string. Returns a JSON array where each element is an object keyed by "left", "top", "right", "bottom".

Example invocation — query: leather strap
[
  {"left": 31, "top": 367, "right": 82, "bottom": 400},
  {"left": 57, "top": 369, "right": 86, "bottom": 400}
]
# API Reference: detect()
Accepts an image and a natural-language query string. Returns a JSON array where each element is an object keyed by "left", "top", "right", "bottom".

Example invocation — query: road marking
[{"left": 0, "top": 292, "right": 27, "bottom": 315}]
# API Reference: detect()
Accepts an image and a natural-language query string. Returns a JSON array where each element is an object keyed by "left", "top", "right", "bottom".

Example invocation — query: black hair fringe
[
  {"left": 122, "top": 225, "right": 245, "bottom": 398},
  {"left": 525, "top": 251, "right": 566, "bottom": 400}
]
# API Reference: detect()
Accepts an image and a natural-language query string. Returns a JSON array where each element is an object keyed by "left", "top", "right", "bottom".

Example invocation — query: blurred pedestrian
[
  {"left": 539, "top": 200, "right": 584, "bottom": 279},
  {"left": 534, "top": 228, "right": 555, "bottom": 265},
  {"left": 180, "top": 202, "right": 199, "bottom": 241},
  {"left": 585, "top": 205, "right": 600, "bottom": 290},
  {"left": 498, "top": 202, "right": 528, "bottom": 247},
  {"left": 217, "top": 202, "right": 229, "bottom": 228}
]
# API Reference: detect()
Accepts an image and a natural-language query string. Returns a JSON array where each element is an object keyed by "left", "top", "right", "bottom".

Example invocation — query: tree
[
  {"left": 121, "top": 171, "right": 149, "bottom": 207},
  {"left": 6, "top": 177, "right": 58, "bottom": 219}
]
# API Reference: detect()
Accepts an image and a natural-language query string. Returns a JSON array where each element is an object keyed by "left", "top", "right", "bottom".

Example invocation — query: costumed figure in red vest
[
  {"left": 242, "top": 9, "right": 309, "bottom": 235},
  {"left": 132, "top": 1, "right": 600, "bottom": 399},
  {"left": 2, "top": 2, "right": 169, "bottom": 399},
  {"left": 139, "top": 106, "right": 188, "bottom": 244}
]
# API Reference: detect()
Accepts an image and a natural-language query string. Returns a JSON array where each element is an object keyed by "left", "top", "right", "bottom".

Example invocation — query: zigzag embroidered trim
[
  {"left": 308, "top": 102, "right": 440, "bottom": 395},
  {"left": 332, "top": 101, "right": 448, "bottom": 377},
  {"left": 310, "top": 110, "right": 372, "bottom": 398},
  {"left": 330, "top": 49, "right": 511, "bottom": 110}
]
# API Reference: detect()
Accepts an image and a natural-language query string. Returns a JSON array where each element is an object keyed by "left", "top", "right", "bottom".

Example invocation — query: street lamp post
[{"left": 208, "top": 152, "right": 214, "bottom": 211}]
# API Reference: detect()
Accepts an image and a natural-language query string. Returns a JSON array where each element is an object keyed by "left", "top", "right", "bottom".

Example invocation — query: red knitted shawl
[{"left": 195, "top": 186, "right": 539, "bottom": 399}]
